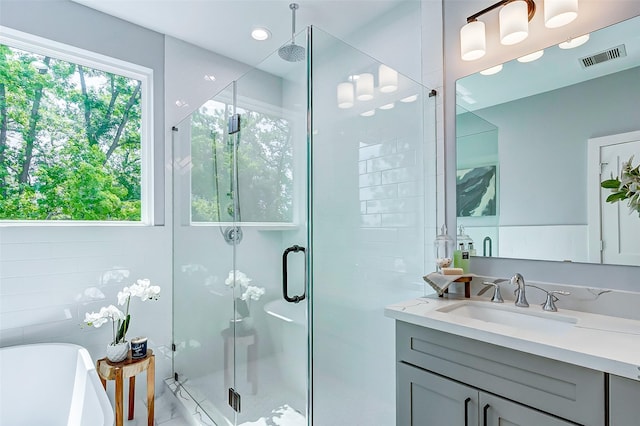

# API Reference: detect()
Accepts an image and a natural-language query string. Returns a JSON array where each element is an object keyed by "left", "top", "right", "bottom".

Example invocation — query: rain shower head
[{"left": 278, "top": 3, "right": 305, "bottom": 62}]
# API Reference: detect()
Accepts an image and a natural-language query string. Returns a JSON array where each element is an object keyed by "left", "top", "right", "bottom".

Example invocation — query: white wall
[
  {"left": 443, "top": 0, "right": 640, "bottom": 288},
  {"left": 0, "top": 0, "right": 173, "bottom": 400}
]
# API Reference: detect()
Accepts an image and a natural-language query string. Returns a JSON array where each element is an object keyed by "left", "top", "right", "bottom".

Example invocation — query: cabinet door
[
  {"left": 397, "top": 362, "right": 478, "bottom": 426},
  {"left": 480, "top": 392, "right": 576, "bottom": 426},
  {"left": 609, "top": 375, "right": 640, "bottom": 425}
]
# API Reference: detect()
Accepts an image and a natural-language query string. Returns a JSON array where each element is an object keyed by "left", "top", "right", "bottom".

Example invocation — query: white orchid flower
[
  {"left": 117, "top": 287, "right": 131, "bottom": 305},
  {"left": 241, "top": 285, "right": 266, "bottom": 301},
  {"left": 84, "top": 305, "right": 125, "bottom": 328}
]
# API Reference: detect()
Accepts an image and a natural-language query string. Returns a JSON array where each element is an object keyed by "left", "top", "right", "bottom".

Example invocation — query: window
[
  {"left": 0, "top": 27, "right": 153, "bottom": 223},
  {"left": 189, "top": 99, "right": 295, "bottom": 225}
]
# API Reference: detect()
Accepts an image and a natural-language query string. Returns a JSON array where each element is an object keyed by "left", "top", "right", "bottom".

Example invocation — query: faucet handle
[
  {"left": 541, "top": 290, "right": 570, "bottom": 312},
  {"left": 479, "top": 282, "right": 504, "bottom": 303}
]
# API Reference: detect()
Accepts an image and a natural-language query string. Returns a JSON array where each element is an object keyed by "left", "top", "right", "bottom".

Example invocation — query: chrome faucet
[
  {"left": 511, "top": 273, "right": 529, "bottom": 307},
  {"left": 527, "top": 284, "right": 571, "bottom": 312}
]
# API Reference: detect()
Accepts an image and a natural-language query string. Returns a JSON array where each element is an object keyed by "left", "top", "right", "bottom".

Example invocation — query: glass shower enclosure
[{"left": 172, "top": 27, "right": 436, "bottom": 425}]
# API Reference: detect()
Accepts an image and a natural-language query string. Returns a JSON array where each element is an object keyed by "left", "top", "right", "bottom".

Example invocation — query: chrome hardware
[
  {"left": 511, "top": 273, "right": 529, "bottom": 307},
  {"left": 528, "top": 284, "right": 571, "bottom": 312},
  {"left": 478, "top": 280, "right": 506, "bottom": 303}
]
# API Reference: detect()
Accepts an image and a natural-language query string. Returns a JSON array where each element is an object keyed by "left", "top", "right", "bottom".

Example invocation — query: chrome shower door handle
[{"left": 282, "top": 245, "right": 306, "bottom": 303}]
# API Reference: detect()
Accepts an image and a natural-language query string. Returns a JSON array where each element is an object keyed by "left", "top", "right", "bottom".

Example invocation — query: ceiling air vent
[{"left": 579, "top": 44, "right": 627, "bottom": 68}]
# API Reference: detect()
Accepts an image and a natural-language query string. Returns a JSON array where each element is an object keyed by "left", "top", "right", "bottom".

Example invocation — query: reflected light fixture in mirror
[
  {"left": 337, "top": 82, "right": 354, "bottom": 109},
  {"left": 400, "top": 94, "right": 418, "bottom": 103},
  {"left": 480, "top": 64, "right": 503, "bottom": 75},
  {"left": 360, "top": 110, "right": 375, "bottom": 117},
  {"left": 558, "top": 33, "right": 589, "bottom": 49},
  {"left": 517, "top": 49, "right": 544, "bottom": 62},
  {"left": 379, "top": 64, "right": 398, "bottom": 93},
  {"left": 379, "top": 102, "right": 395, "bottom": 110},
  {"left": 544, "top": 0, "right": 578, "bottom": 28},
  {"left": 356, "top": 73, "right": 374, "bottom": 100},
  {"left": 461, "top": 0, "right": 578, "bottom": 60},
  {"left": 500, "top": 0, "right": 530, "bottom": 45}
]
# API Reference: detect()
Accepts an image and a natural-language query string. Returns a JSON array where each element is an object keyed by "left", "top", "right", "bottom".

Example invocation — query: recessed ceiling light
[
  {"left": 251, "top": 27, "right": 271, "bottom": 41},
  {"left": 175, "top": 100, "right": 189, "bottom": 108},
  {"left": 360, "top": 110, "right": 376, "bottom": 117},
  {"left": 480, "top": 64, "right": 503, "bottom": 75},
  {"left": 558, "top": 34, "right": 590, "bottom": 49},
  {"left": 203, "top": 74, "right": 216, "bottom": 82},
  {"left": 517, "top": 50, "right": 544, "bottom": 63},
  {"left": 379, "top": 103, "right": 395, "bottom": 110}
]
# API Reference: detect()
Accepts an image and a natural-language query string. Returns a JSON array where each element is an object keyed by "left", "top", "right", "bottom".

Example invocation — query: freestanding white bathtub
[{"left": 0, "top": 343, "right": 114, "bottom": 426}]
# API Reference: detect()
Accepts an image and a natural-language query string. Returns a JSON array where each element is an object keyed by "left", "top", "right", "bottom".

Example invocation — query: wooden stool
[{"left": 96, "top": 350, "right": 155, "bottom": 426}]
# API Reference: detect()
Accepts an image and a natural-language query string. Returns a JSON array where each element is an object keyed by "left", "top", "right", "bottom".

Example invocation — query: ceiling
[{"left": 71, "top": 0, "right": 407, "bottom": 67}]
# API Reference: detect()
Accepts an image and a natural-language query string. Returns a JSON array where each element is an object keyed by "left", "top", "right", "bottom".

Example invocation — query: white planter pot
[{"left": 106, "top": 341, "right": 129, "bottom": 363}]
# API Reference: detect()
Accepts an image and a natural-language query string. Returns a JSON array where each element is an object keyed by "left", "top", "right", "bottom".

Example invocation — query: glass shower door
[
  {"left": 172, "top": 28, "right": 309, "bottom": 425},
  {"left": 231, "top": 29, "right": 309, "bottom": 426}
]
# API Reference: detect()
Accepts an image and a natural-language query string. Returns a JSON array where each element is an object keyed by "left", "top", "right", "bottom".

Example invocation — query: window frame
[{"left": 0, "top": 26, "right": 155, "bottom": 226}]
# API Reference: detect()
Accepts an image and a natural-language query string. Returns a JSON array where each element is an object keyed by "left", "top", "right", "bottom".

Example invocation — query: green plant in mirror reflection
[{"left": 601, "top": 155, "right": 640, "bottom": 217}]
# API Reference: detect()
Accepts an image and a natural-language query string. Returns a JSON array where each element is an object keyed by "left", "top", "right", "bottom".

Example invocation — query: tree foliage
[
  {"left": 189, "top": 101, "right": 294, "bottom": 223},
  {"left": 0, "top": 44, "right": 142, "bottom": 220}
]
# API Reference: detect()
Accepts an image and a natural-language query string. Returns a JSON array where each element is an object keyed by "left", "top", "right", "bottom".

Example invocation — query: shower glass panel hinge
[
  {"left": 228, "top": 113, "right": 241, "bottom": 135},
  {"left": 228, "top": 388, "right": 241, "bottom": 413},
  {"left": 171, "top": 343, "right": 176, "bottom": 351}
]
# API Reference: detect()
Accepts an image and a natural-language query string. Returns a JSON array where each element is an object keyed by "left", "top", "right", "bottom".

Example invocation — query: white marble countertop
[{"left": 385, "top": 295, "right": 640, "bottom": 381}]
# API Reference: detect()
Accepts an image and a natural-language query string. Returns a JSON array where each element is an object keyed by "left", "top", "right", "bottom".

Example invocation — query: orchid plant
[
  {"left": 84, "top": 279, "right": 160, "bottom": 346},
  {"left": 601, "top": 155, "right": 640, "bottom": 217},
  {"left": 225, "top": 270, "right": 265, "bottom": 318}
]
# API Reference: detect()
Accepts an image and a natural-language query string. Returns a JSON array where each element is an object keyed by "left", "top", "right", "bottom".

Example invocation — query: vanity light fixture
[
  {"left": 544, "top": 0, "right": 578, "bottom": 28},
  {"left": 251, "top": 27, "right": 271, "bottom": 41},
  {"left": 558, "top": 33, "right": 589, "bottom": 49},
  {"left": 517, "top": 49, "right": 544, "bottom": 62},
  {"left": 337, "top": 82, "right": 354, "bottom": 109},
  {"left": 356, "top": 73, "right": 374, "bottom": 101},
  {"left": 480, "top": 64, "right": 503, "bottom": 75},
  {"left": 460, "top": 0, "right": 578, "bottom": 61},
  {"left": 378, "top": 64, "right": 398, "bottom": 93},
  {"left": 499, "top": 0, "right": 530, "bottom": 45}
]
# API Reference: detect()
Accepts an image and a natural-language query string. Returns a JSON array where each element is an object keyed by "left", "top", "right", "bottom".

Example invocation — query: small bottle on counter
[{"left": 454, "top": 242, "right": 470, "bottom": 273}]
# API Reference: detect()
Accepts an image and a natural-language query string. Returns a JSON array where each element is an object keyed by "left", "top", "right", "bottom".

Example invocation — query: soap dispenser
[{"left": 434, "top": 224, "right": 454, "bottom": 273}]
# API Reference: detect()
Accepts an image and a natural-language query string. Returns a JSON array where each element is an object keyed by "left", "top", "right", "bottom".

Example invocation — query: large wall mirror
[{"left": 455, "top": 15, "right": 640, "bottom": 267}]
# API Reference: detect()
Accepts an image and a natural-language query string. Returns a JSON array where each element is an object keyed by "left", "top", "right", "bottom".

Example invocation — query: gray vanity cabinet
[
  {"left": 609, "top": 375, "right": 640, "bottom": 425},
  {"left": 396, "top": 321, "right": 605, "bottom": 426},
  {"left": 398, "top": 362, "right": 574, "bottom": 425}
]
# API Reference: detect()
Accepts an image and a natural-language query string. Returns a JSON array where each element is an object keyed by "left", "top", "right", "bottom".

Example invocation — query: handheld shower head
[{"left": 278, "top": 3, "right": 305, "bottom": 62}]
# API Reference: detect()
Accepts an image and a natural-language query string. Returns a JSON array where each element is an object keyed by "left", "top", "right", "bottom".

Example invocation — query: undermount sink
[{"left": 436, "top": 301, "right": 578, "bottom": 333}]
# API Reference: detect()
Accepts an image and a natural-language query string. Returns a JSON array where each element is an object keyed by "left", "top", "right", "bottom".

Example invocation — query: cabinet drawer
[{"left": 397, "top": 321, "right": 604, "bottom": 426}]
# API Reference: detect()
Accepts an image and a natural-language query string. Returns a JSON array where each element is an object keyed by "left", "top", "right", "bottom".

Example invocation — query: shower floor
[{"left": 172, "top": 355, "right": 306, "bottom": 426}]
